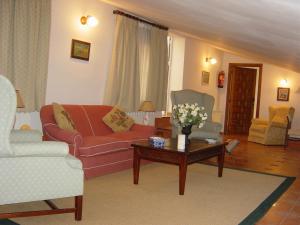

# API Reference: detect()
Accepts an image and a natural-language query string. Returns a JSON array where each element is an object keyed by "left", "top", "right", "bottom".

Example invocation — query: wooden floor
[{"left": 206, "top": 135, "right": 300, "bottom": 225}]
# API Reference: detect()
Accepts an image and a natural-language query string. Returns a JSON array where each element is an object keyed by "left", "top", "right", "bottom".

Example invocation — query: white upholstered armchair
[{"left": 0, "top": 75, "right": 84, "bottom": 220}]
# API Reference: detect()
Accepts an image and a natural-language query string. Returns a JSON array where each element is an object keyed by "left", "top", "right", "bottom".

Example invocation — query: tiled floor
[{"left": 207, "top": 135, "right": 300, "bottom": 225}]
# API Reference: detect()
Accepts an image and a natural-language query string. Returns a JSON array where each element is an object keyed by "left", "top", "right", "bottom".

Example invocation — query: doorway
[{"left": 224, "top": 63, "right": 263, "bottom": 134}]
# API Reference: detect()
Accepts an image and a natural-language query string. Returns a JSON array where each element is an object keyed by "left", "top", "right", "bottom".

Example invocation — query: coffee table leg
[
  {"left": 133, "top": 149, "right": 140, "bottom": 184},
  {"left": 179, "top": 157, "right": 187, "bottom": 195},
  {"left": 218, "top": 146, "right": 225, "bottom": 177}
]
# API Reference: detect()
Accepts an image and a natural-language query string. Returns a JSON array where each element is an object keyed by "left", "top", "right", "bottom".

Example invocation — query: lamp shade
[
  {"left": 16, "top": 90, "right": 25, "bottom": 108},
  {"left": 139, "top": 101, "right": 155, "bottom": 112}
]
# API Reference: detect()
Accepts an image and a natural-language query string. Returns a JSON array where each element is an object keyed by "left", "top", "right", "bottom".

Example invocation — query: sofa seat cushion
[
  {"left": 79, "top": 136, "right": 129, "bottom": 157},
  {"left": 106, "top": 131, "right": 150, "bottom": 144}
]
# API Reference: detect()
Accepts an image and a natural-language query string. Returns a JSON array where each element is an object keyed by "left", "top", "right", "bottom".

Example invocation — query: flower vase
[{"left": 181, "top": 125, "right": 192, "bottom": 145}]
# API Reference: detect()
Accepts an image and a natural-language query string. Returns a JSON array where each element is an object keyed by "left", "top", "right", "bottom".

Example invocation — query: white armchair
[{"left": 0, "top": 75, "right": 84, "bottom": 220}]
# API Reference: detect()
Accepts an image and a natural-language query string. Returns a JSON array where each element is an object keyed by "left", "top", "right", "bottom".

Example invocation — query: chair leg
[{"left": 75, "top": 196, "right": 83, "bottom": 221}]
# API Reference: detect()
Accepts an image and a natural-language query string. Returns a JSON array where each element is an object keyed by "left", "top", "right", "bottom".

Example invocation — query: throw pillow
[
  {"left": 102, "top": 106, "right": 134, "bottom": 132},
  {"left": 52, "top": 103, "right": 76, "bottom": 132}
]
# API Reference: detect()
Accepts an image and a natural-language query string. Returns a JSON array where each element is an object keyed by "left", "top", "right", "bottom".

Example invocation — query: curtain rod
[{"left": 113, "top": 10, "right": 168, "bottom": 31}]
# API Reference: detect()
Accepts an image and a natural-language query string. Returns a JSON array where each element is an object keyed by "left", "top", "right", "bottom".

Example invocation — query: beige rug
[{"left": 1, "top": 163, "right": 289, "bottom": 225}]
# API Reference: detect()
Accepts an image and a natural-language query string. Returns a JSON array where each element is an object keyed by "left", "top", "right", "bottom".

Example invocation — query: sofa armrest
[
  {"left": 251, "top": 118, "right": 269, "bottom": 126},
  {"left": 10, "top": 130, "right": 43, "bottom": 143},
  {"left": 11, "top": 141, "right": 69, "bottom": 157},
  {"left": 43, "top": 123, "right": 83, "bottom": 147},
  {"left": 131, "top": 124, "right": 155, "bottom": 134}
]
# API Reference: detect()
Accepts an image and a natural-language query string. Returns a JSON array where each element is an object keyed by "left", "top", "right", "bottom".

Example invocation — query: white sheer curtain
[
  {"left": 104, "top": 15, "right": 169, "bottom": 112},
  {"left": 0, "top": 0, "right": 51, "bottom": 112}
]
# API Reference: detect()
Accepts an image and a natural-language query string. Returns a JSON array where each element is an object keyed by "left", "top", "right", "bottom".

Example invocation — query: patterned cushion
[
  {"left": 52, "top": 103, "right": 76, "bottom": 132},
  {"left": 102, "top": 106, "right": 134, "bottom": 132}
]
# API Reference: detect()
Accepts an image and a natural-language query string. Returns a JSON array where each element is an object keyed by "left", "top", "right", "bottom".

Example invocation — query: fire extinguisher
[{"left": 217, "top": 71, "right": 225, "bottom": 88}]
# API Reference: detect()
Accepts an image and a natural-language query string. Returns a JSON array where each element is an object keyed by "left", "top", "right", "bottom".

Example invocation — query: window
[{"left": 166, "top": 33, "right": 186, "bottom": 112}]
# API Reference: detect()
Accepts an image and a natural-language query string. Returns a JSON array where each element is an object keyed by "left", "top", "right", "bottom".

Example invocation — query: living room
[{"left": 1, "top": 0, "right": 300, "bottom": 224}]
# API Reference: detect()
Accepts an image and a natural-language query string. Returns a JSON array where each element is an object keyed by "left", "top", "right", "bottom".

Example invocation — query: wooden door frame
[{"left": 224, "top": 63, "right": 263, "bottom": 134}]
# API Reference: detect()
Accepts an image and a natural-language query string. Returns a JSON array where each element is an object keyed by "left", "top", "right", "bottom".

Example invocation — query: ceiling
[{"left": 101, "top": 0, "right": 300, "bottom": 72}]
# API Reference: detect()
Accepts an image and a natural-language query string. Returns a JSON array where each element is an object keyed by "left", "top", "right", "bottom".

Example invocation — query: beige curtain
[
  {"left": 104, "top": 15, "right": 169, "bottom": 112},
  {"left": 104, "top": 16, "right": 140, "bottom": 112},
  {"left": 0, "top": 0, "right": 51, "bottom": 112},
  {"left": 146, "top": 27, "right": 169, "bottom": 110}
]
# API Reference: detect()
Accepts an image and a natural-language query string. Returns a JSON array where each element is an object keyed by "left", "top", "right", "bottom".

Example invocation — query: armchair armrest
[
  {"left": 203, "top": 121, "right": 222, "bottom": 132},
  {"left": 11, "top": 141, "right": 69, "bottom": 157},
  {"left": 131, "top": 124, "right": 155, "bottom": 134},
  {"left": 43, "top": 123, "right": 83, "bottom": 147},
  {"left": 10, "top": 130, "right": 42, "bottom": 143},
  {"left": 251, "top": 118, "right": 269, "bottom": 126},
  {"left": 270, "top": 119, "right": 287, "bottom": 128}
]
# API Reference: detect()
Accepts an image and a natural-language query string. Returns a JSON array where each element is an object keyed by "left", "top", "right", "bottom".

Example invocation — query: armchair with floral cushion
[{"left": 248, "top": 106, "right": 295, "bottom": 145}]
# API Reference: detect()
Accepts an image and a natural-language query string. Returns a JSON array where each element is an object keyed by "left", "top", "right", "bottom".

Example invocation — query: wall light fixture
[
  {"left": 279, "top": 79, "right": 288, "bottom": 87},
  {"left": 80, "top": 15, "right": 98, "bottom": 27},
  {"left": 205, "top": 57, "right": 217, "bottom": 65}
]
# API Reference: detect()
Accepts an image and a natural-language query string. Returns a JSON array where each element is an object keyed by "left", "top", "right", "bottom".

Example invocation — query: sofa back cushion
[
  {"left": 40, "top": 105, "right": 114, "bottom": 137},
  {"left": 80, "top": 105, "right": 114, "bottom": 136}
]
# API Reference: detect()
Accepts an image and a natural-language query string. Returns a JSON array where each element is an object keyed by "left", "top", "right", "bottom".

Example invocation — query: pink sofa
[{"left": 40, "top": 105, "right": 155, "bottom": 179}]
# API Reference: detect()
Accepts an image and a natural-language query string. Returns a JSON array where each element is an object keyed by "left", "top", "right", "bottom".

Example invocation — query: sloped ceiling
[{"left": 101, "top": 0, "right": 300, "bottom": 72}]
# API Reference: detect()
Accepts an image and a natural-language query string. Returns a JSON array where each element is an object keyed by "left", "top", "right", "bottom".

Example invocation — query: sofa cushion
[
  {"left": 250, "top": 125, "right": 266, "bottom": 134},
  {"left": 79, "top": 136, "right": 129, "bottom": 157},
  {"left": 102, "top": 106, "right": 134, "bottom": 132},
  {"left": 52, "top": 103, "right": 76, "bottom": 132},
  {"left": 106, "top": 131, "right": 150, "bottom": 143},
  {"left": 78, "top": 131, "right": 151, "bottom": 158}
]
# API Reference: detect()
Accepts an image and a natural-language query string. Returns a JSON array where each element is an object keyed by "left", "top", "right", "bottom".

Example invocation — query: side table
[{"left": 155, "top": 117, "right": 172, "bottom": 138}]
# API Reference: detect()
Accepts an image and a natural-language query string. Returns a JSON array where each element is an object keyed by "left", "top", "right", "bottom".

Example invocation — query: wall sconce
[
  {"left": 80, "top": 15, "right": 98, "bottom": 27},
  {"left": 205, "top": 57, "right": 217, "bottom": 65},
  {"left": 279, "top": 79, "right": 288, "bottom": 87}
]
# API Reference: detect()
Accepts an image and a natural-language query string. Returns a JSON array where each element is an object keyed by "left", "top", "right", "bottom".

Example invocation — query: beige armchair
[{"left": 248, "top": 106, "right": 295, "bottom": 145}]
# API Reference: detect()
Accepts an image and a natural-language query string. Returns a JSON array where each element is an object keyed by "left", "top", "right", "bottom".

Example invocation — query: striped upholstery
[{"left": 41, "top": 104, "right": 155, "bottom": 179}]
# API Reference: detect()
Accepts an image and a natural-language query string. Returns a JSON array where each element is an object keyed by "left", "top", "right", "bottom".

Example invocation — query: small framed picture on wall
[
  {"left": 277, "top": 87, "right": 290, "bottom": 101},
  {"left": 202, "top": 71, "right": 210, "bottom": 85},
  {"left": 71, "top": 39, "right": 91, "bottom": 61}
]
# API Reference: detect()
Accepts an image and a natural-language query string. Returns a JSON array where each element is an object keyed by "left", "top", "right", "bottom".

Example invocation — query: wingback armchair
[
  {"left": 171, "top": 89, "right": 222, "bottom": 141},
  {"left": 248, "top": 106, "right": 295, "bottom": 145},
  {"left": 0, "top": 75, "right": 84, "bottom": 220}
]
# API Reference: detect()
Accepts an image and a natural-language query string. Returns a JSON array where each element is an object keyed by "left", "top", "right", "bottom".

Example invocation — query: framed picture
[
  {"left": 202, "top": 71, "right": 210, "bottom": 85},
  {"left": 71, "top": 39, "right": 91, "bottom": 61},
  {"left": 277, "top": 87, "right": 290, "bottom": 101}
]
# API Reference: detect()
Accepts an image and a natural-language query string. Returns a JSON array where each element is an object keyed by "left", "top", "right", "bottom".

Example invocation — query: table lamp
[
  {"left": 139, "top": 101, "right": 155, "bottom": 125},
  {"left": 16, "top": 90, "right": 25, "bottom": 108}
]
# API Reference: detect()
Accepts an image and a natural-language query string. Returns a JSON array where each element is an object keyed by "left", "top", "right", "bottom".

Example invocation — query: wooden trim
[
  {"left": 224, "top": 63, "right": 263, "bottom": 134},
  {"left": 113, "top": 10, "right": 168, "bottom": 30},
  {"left": 0, "top": 196, "right": 83, "bottom": 221}
]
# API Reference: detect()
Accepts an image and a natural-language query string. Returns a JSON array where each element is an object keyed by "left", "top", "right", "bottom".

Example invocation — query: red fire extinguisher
[{"left": 217, "top": 71, "right": 225, "bottom": 88}]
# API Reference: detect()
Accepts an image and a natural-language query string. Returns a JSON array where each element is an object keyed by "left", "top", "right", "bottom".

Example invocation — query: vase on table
[{"left": 181, "top": 124, "right": 193, "bottom": 145}]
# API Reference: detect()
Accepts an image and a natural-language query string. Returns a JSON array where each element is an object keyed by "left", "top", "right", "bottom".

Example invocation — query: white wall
[
  {"left": 182, "top": 37, "right": 224, "bottom": 111},
  {"left": 46, "top": 0, "right": 115, "bottom": 104}
]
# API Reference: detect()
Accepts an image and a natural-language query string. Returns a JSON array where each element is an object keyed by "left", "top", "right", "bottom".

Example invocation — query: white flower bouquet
[{"left": 172, "top": 103, "right": 208, "bottom": 128}]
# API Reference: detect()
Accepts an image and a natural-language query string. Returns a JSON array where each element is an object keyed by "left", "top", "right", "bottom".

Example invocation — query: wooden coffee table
[{"left": 132, "top": 139, "right": 226, "bottom": 195}]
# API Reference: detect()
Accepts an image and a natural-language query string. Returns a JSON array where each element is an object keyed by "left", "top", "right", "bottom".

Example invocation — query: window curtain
[
  {"left": 104, "top": 15, "right": 169, "bottom": 112},
  {"left": 0, "top": 0, "right": 51, "bottom": 112}
]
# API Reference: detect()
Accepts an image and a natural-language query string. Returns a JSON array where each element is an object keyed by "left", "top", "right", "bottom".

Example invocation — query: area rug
[{"left": 1, "top": 163, "right": 294, "bottom": 225}]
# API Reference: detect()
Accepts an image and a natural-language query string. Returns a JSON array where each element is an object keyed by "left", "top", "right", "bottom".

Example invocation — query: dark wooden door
[{"left": 226, "top": 67, "right": 257, "bottom": 134}]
